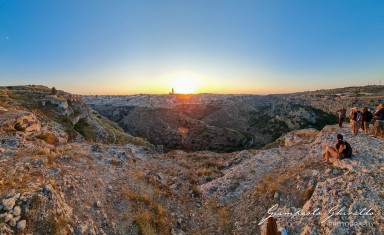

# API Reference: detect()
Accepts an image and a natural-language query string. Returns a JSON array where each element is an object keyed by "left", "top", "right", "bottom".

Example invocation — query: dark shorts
[
  {"left": 374, "top": 120, "right": 384, "bottom": 132},
  {"left": 338, "top": 153, "right": 351, "bottom": 159}
]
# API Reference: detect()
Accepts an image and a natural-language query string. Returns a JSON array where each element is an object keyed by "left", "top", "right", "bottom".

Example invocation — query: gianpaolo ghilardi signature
[{"left": 258, "top": 204, "right": 375, "bottom": 225}]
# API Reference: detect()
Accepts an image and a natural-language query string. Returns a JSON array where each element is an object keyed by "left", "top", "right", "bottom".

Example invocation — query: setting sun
[{"left": 172, "top": 78, "right": 197, "bottom": 94}]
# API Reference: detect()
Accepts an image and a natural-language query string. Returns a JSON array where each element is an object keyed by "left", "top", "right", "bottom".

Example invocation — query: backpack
[
  {"left": 344, "top": 141, "right": 352, "bottom": 158},
  {"left": 366, "top": 111, "right": 373, "bottom": 122},
  {"left": 374, "top": 109, "right": 383, "bottom": 120},
  {"left": 339, "top": 141, "right": 352, "bottom": 159},
  {"left": 349, "top": 112, "right": 355, "bottom": 120},
  {"left": 356, "top": 112, "right": 362, "bottom": 122}
]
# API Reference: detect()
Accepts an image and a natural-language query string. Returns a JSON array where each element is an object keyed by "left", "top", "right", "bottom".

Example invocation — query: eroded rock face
[
  {"left": 85, "top": 94, "right": 335, "bottom": 151},
  {"left": 283, "top": 171, "right": 384, "bottom": 235},
  {"left": 40, "top": 97, "right": 73, "bottom": 116},
  {"left": 0, "top": 186, "right": 74, "bottom": 234},
  {"left": 284, "top": 128, "right": 320, "bottom": 147},
  {"left": 0, "top": 86, "right": 383, "bottom": 235},
  {"left": 197, "top": 125, "right": 384, "bottom": 234},
  {"left": 0, "top": 110, "right": 41, "bottom": 137}
]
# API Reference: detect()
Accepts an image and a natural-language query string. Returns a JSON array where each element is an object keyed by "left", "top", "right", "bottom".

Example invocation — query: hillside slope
[
  {"left": 0, "top": 86, "right": 151, "bottom": 147},
  {"left": 1, "top": 110, "right": 383, "bottom": 234},
  {"left": 0, "top": 87, "right": 382, "bottom": 234},
  {"left": 85, "top": 94, "right": 336, "bottom": 151}
]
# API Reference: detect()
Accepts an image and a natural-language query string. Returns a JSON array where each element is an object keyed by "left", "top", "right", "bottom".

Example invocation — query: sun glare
[{"left": 172, "top": 78, "right": 197, "bottom": 94}]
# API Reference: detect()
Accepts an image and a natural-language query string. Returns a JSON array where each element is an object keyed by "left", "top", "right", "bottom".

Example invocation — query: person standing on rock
[
  {"left": 349, "top": 107, "right": 358, "bottom": 135},
  {"left": 356, "top": 109, "right": 363, "bottom": 133},
  {"left": 362, "top": 107, "right": 373, "bottom": 135},
  {"left": 336, "top": 107, "right": 346, "bottom": 128},
  {"left": 373, "top": 103, "right": 384, "bottom": 138},
  {"left": 323, "top": 134, "right": 352, "bottom": 164}
]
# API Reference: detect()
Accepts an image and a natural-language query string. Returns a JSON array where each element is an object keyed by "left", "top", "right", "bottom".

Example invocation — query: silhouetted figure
[
  {"left": 349, "top": 107, "right": 358, "bottom": 134},
  {"left": 336, "top": 107, "right": 346, "bottom": 127},
  {"left": 373, "top": 103, "right": 384, "bottom": 138},
  {"left": 362, "top": 107, "right": 373, "bottom": 135}
]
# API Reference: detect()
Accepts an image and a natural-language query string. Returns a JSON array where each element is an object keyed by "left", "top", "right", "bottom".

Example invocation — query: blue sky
[{"left": 1, "top": 0, "right": 384, "bottom": 94}]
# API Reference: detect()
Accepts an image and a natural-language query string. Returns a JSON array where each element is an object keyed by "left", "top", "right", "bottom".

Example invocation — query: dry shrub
[
  {"left": 191, "top": 185, "right": 201, "bottom": 198},
  {"left": 135, "top": 211, "right": 157, "bottom": 235},
  {"left": 130, "top": 170, "right": 145, "bottom": 178},
  {"left": 36, "top": 132, "right": 60, "bottom": 145},
  {"left": 154, "top": 204, "right": 165, "bottom": 217},
  {"left": 122, "top": 190, "right": 169, "bottom": 235},
  {"left": 196, "top": 168, "right": 216, "bottom": 176},
  {"left": 0, "top": 177, "right": 17, "bottom": 191},
  {"left": 185, "top": 170, "right": 198, "bottom": 184},
  {"left": 253, "top": 172, "right": 290, "bottom": 198},
  {"left": 145, "top": 177, "right": 172, "bottom": 197},
  {"left": 301, "top": 187, "right": 315, "bottom": 203},
  {"left": 217, "top": 207, "right": 230, "bottom": 225},
  {"left": 122, "top": 190, "right": 152, "bottom": 206},
  {"left": 178, "top": 161, "right": 192, "bottom": 169},
  {"left": 134, "top": 206, "right": 168, "bottom": 235},
  {"left": 122, "top": 213, "right": 131, "bottom": 221},
  {"left": 50, "top": 180, "right": 57, "bottom": 190},
  {"left": 110, "top": 157, "right": 121, "bottom": 165},
  {"left": 45, "top": 154, "right": 55, "bottom": 168}
]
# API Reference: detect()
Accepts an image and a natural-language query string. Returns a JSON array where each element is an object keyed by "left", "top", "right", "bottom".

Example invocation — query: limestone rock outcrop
[{"left": 0, "top": 110, "right": 41, "bottom": 137}]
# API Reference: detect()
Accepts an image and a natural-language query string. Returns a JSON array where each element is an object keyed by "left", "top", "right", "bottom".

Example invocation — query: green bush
[{"left": 74, "top": 118, "right": 89, "bottom": 137}]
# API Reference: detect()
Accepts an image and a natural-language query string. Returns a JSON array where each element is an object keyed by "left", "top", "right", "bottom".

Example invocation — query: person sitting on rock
[{"left": 323, "top": 134, "right": 352, "bottom": 164}]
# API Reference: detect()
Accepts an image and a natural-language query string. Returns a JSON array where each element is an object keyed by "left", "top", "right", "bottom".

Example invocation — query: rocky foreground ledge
[{"left": 0, "top": 87, "right": 383, "bottom": 234}]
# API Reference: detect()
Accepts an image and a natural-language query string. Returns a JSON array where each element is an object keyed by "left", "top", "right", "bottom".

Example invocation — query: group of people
[
  {"left": 261, "top": 104, "right": 384, "bottom": 233},
  {"left": 323, "top": 103, "right": 384, "bottom": 164},
  {"left": 337, "top": 103, "right": 384, "bottom": 138}
]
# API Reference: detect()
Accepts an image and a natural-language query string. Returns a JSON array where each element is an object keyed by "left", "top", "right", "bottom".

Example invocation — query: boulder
[
  {"left": 12, "top": 206, "right": 21, "bottom": 216},
  {"left": 0, "top": 110, "right": 41, "bottom": 137},
  {"left": 17, "top": 220, "right": 26, "bottom": 230},
  {"left": 284, "top": 128, "right": 319, "bottom": 147},
  {"left": 4, "top": 213, "right": 13, "bottom": 223},
  {"left": 2, "top": 198, "right": 16, "bottom": 211},
  {"left": 1, "top": 139, "right": 19, "bottom": 148},
  {"left": 0, "top": 223, "right": 13, "bottom": 234}
]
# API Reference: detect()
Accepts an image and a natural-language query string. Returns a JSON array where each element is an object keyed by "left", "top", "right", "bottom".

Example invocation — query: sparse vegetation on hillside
[
  {"left": 0, "top": 85, "right": 151, "bottom": 147},
  {"left": 1, "top": 85, "right": 383, "bottom": 234}
]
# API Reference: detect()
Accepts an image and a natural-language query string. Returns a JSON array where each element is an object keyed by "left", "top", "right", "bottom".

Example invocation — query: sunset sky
[{"left": 1, "top": 0, "right": 384, "bottom": 94}]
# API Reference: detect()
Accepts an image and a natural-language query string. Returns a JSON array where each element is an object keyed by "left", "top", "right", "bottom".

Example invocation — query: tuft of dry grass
[
  {"left": 0, "top": 177, "right": 17, "bottom": 191},
  {"left": 45, "top": 154, "right": 55, "bottom": 168},
  {"left": 154, "top": 204, "right": 165, "bottom": 217},
  {"left": 51, "top": 216, "right": 72, "bottom": 235},
  {"left": 134, "top": 206, "right": 169, "bottom": 235},
  {"left": 110, "top": 157, "right": 121, "bottom": 165},
  {"left": 134, "top": 211, "right": 157, "bottom": 235},
  {"left": 50, "top": 180, "right": 57, "bottom": 190},
  {"left": 301, "top": 187, "right": 315, "bottom": 203},
  {"left": 130, "top": 170, "right": 145, "bottom": 178},
  {"left": 253, "top": 171, "right": 291, "bottom": 198},
  {"left": 196, "top": 168, "right": 216, "bottom": 176},
  {"left": 121, "top": 190, "right": 169, "bottom": 235},
  {"left": 191, "top": 185, "right": 201, "bottom": 198},
  {"left": 122, "top": 190, "right": 152, "bottom": 206},
  {"left": 217, "top": 207, "right": 230, "bottom": 226}
]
